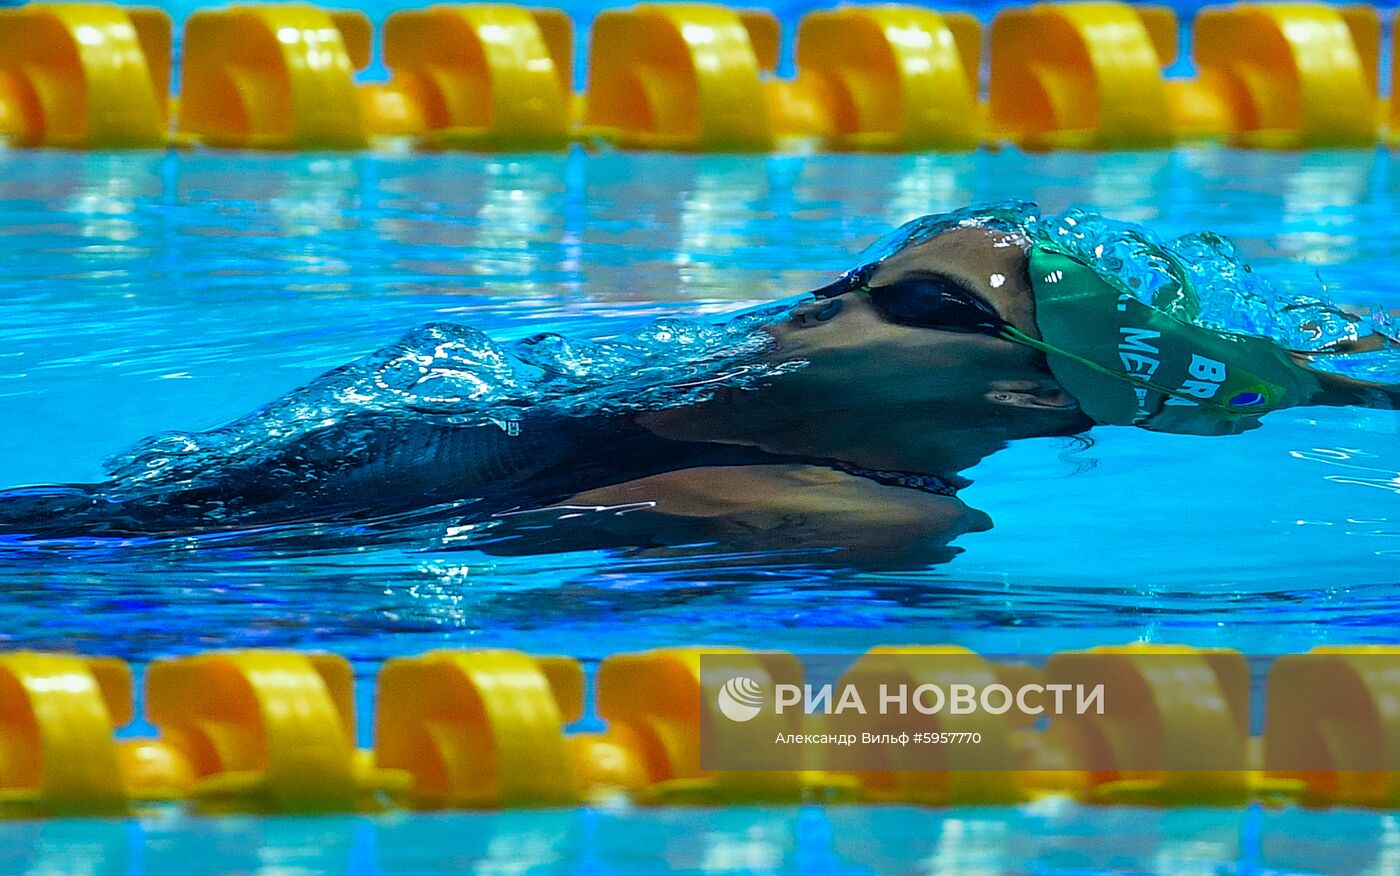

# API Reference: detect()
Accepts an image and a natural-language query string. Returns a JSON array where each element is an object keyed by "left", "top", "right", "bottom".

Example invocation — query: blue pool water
[{"left": 1, "top": 147, "right": 1398, "bottom": 874}]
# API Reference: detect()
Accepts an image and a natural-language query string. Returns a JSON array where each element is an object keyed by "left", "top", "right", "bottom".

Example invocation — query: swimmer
[{"left": 1, "top": 202, "right": 1395, "bottom": 568}]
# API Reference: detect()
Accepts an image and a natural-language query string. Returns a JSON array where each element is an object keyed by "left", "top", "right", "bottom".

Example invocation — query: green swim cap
[{"left": 1007, "top": 246, "right": 1322, "bottom": 436}]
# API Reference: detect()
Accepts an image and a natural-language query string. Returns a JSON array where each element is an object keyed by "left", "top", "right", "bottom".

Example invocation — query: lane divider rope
[
  {"left": 0, "top": 2, "right": 1389, "bottom": 151},
  {"left": 2, "top": 644, "right": 1398, "bottom": 815}
]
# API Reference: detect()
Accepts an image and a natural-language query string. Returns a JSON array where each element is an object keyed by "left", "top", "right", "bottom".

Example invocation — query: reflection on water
[
  {"left": 1292, "top": 445, "right": 1400, "bottom": 496},
  {"left": 0, "top": 147, "right": 1397, "bottom": 668},
  {"left": 1, "top": 805, "right": 1396, "bottom": 875},
  {"left": 882, "top": 153, "right": 979, "bottom": 226}
]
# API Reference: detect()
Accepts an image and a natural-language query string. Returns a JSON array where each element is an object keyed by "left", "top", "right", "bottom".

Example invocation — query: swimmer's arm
[
  {"left": 1307, "top": 373, "right": 1398, "bottom": 408},
  {"left": 1293, "top": 346, "right": 1399, "bottom": 409},
  {"left": 1286, "top": 306, "right": 1399, "bottom": 407}
]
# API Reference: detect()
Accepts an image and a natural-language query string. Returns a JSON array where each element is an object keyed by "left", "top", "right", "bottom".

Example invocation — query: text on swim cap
[
  {"left": 1118, "top": 327, "right": 1162, "bottom": 417},
  {"left": 1164, "top": 354, "right": 1228, "bottom": 406},
  {"left": 1117, "top": 327, "right": 1229, "bottom": 410},
  {"left": 1117, "top": 327, "right": 1162, "bottom": 379}
]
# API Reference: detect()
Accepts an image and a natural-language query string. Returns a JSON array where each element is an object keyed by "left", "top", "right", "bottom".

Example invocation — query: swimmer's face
[
  {"left": 645, "top": 224, "right": 1090, "bottom": 475},
  {"left": 744, "top": 224, "right": 1091, "bottom": 473},
  {"left": 776, "top": 224, "right": 1078, "bottom": 415}
]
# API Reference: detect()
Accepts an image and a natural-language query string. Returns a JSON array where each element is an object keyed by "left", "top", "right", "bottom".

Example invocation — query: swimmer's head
[
  {"left": 802, "top": 202, "right": 1325, "bottom": 436},
  {"left": 764, "top": 215, "right": 1091, "bottom": 470}
]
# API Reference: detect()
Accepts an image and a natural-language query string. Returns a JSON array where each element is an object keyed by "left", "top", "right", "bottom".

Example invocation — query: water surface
[{"left": 1, "top": 148, "right": 1395, "bottom": 671}]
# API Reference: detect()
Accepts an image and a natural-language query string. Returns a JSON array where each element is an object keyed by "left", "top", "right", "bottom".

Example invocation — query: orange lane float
[
  {"left": 177, "top": 4, "right": 373, "bottom": 150},
  {"left": 5, "top": 1, "right": 1400, "bottom": 152},
  {"left": 0, "top": 3, "right": 171, "bottom": 148},
  {"left": 375, "top": 5, "right": 573, "bottom": 148}
]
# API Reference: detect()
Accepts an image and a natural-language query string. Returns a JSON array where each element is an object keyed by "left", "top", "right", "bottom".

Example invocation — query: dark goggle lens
[{"left": 866, "top": 277, "right": 1005, "bottom": 334}]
